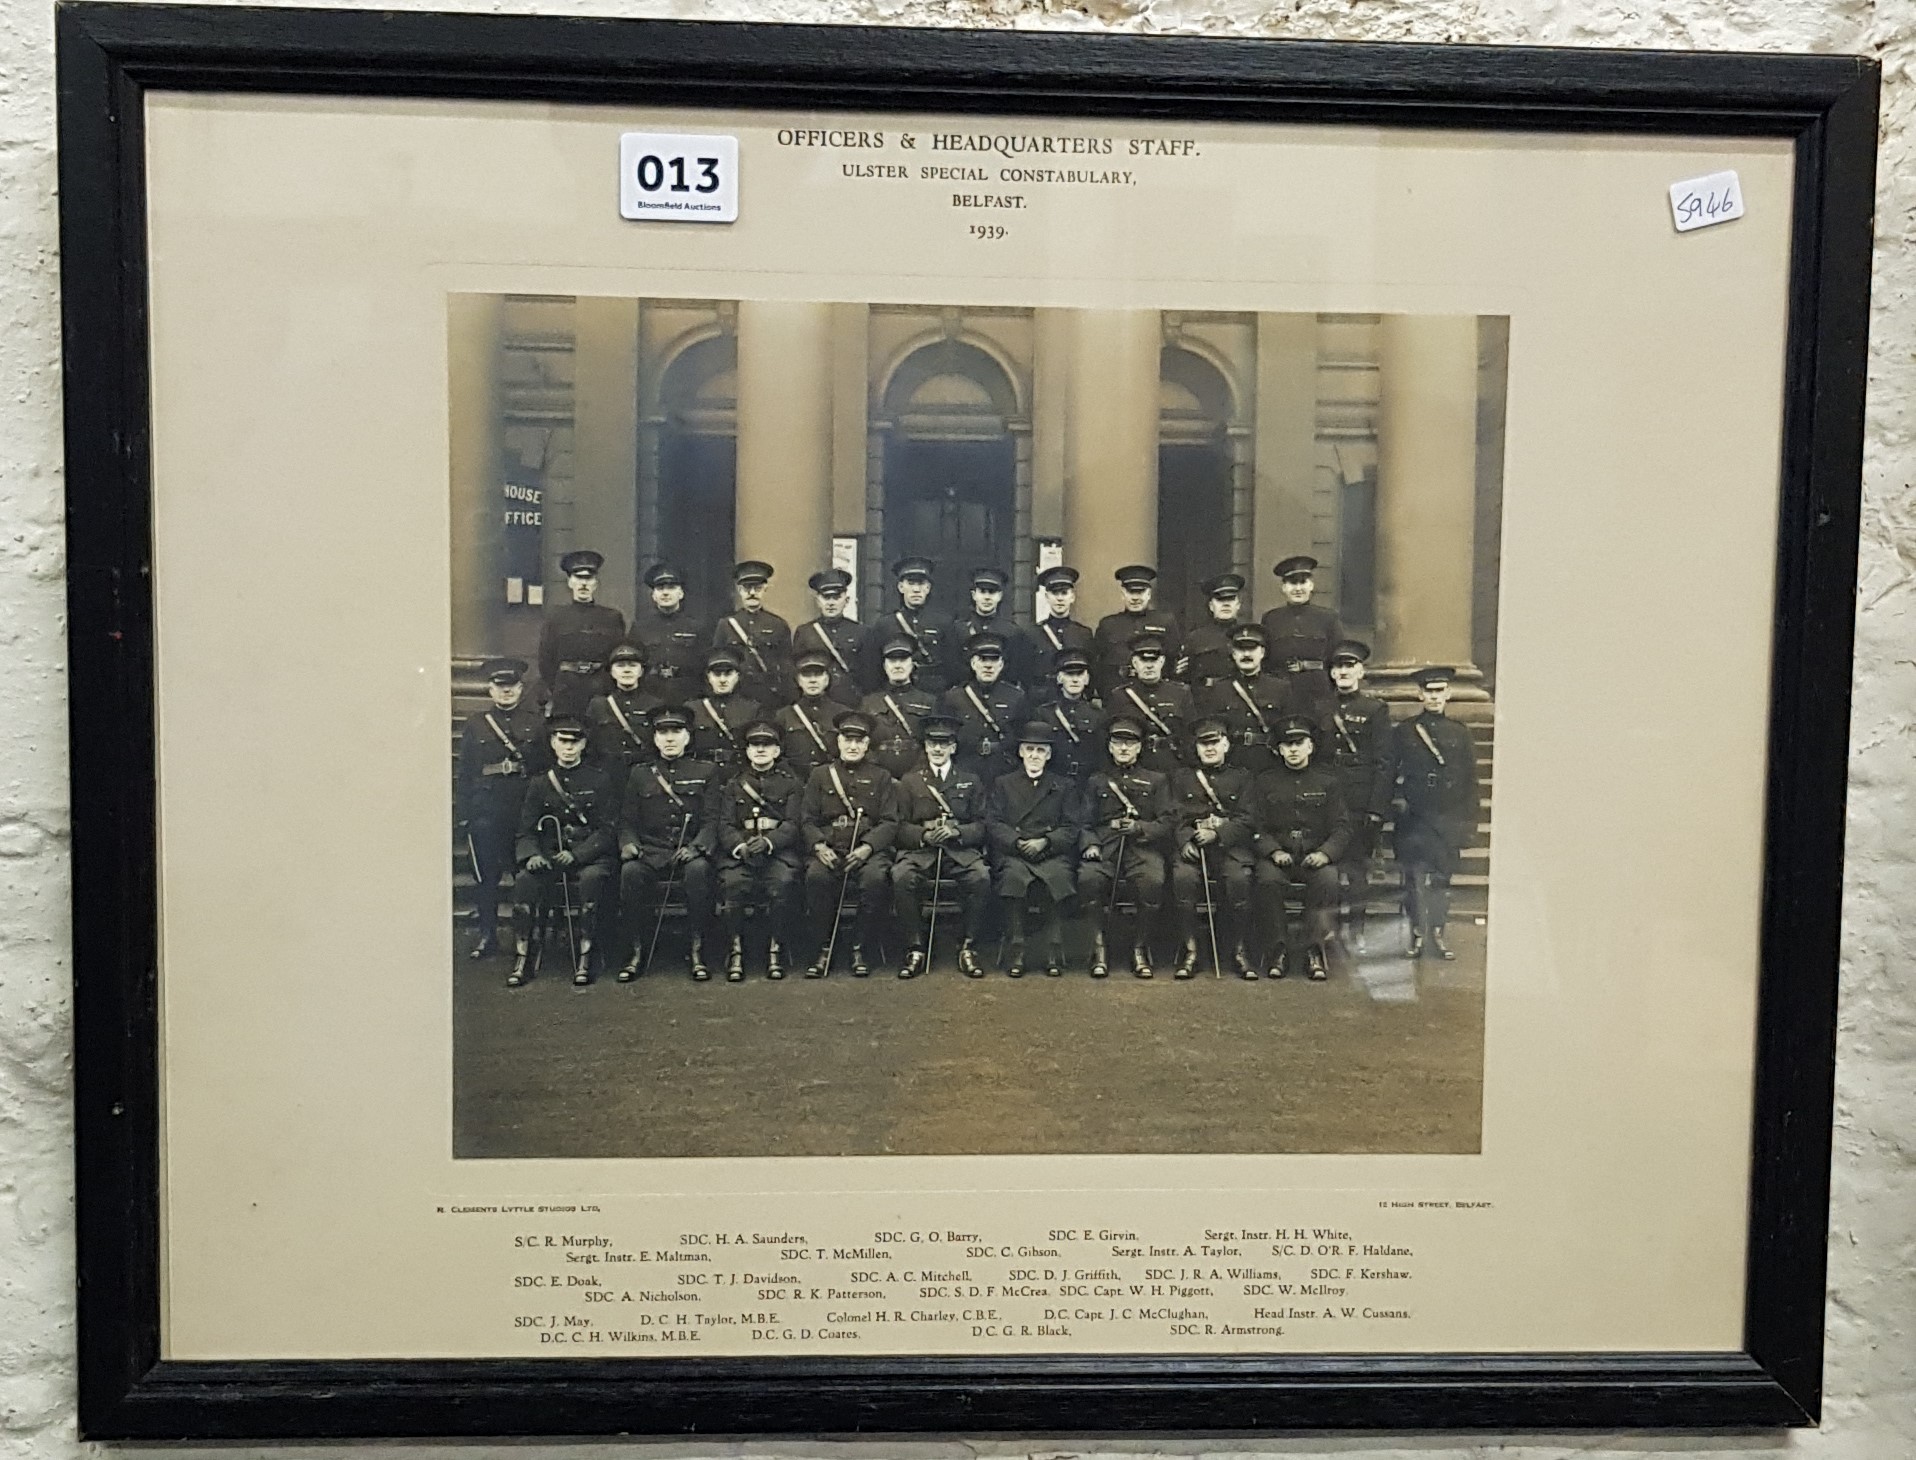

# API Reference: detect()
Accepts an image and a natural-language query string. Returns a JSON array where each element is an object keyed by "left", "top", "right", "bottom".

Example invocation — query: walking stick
[
  {"left": 643, "top": 813, "right": 693, "bottom": 974},
  {"left": 819, "top": 808, "right": 863, "bottom": 976},
  {"left": 923, "top": 843, "right": 947, "bottom": 970},
  {"left": 537, "top": 815, "right": 578, "bottom": 972},
  {"left": 1107, "top": 833, "right": 1128, "bottom": 909},
  {"left": 1198, "top": 844, "right": 1223, "bottom": 980}
]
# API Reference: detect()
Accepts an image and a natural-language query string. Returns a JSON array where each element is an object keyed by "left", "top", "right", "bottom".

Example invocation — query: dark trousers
[
  {"left": 1395, "top": 820, "right": 1464, "bottom": 933},
  {"left": 1253, "top": 858, "right": 1341, "bottom": 953},
  {"left": 717, "top": 854, "right": 799, "bottom": 942},
  {"left": 620, "top": 849, "right": 715, "bottom": 953},
  {"left": 804, "top": 852, "right": 893, "bottom": 948},
  {"left": 513, "top": 860, "right": 615, "bottom": 948},
  {"left": 465, "top": 810, "right": 515, "bottom": 936},
  {"left": 1077, "top": 846, "right": 1166, "bottom": 946},
  {"left": 892, "top": 849, "right": 990, "bottom": 947},
  {"left": 1170, "top": 849, "right": 1253, "bottom": 945}
]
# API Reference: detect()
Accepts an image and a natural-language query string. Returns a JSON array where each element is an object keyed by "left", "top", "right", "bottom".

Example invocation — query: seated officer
[
  {"left": 1106, "top": 632, "right": 1193, "bottom": 774},
  {"left": 943, "top": 630, "right": 1026, "bottom": 782},
  {"left": 986, "top": 722, "right": 1081, "bottom": 978},
  {"left": 800, "top": 710, "right": 900, "bottom": 977},
  {"left": 862, "top": 556, "right": 954, "bottom": 694},
  {"left": 457, "top": 657, "right": 548, "bottom": 961},
  {"left": 509, "top": 715, "right": 618, "bottom": 989},
  {"left": 956, "top": 566, "right": 1032, "bottom": 687},
  {"left": 794, "top": 568, "right": 864, "bottom": 704},
  {"left": 632, "top": 561, "right": 706, "bottom": 689},
  {"left": 859, "top": 635, "right": 936, "bottom": 778},
  {"left": 1250, "top": 715, "right": 1351, "bottom": 981},
  {"left": 1076, "top": 717, "right": 1172, "bottom": 980},
  {"left": 586, "top": 641, "right": 662, "bottom": 774},
  {"left": 1170, "top": 718, "right": 1258, "bottom": 979},
  {"left": 1196, "top": 622, "right": 1291, "bottom": 775},
  {"left": 777, "top": 649, "right": 851, "bottom": 780},
  {"left": 1182, "top": 573, "right": 1248, "bottom": 688},
  {"left": 615, "top": 706, "right": 719, "bottom": 982},
  {"left": 1036, "top": 648, "right": 1102, "bottom": 782},
  {"left": 713, "top": 721, "right": 804, "bottom": 982},
  {"left": 891, "top": 714, "right": 991, "bottom": 979},
  {"left": 1392, "top": 665, "right": 1480, "bottom": 961},
  {"left": 690, "top": 647, "right": 761, "bottom": 775},
  {"left": 713, "top": 560, "right": 793, "bottom": 708},
  {"left": 1325, "top": 638, "right": 1397, "bottom": 952},
  {"left": 1023, "top": 565, "right": 1095, "bottom": 673},
  {"left": 1094, "top": 564, "right": 1184, "bottom": 696}
]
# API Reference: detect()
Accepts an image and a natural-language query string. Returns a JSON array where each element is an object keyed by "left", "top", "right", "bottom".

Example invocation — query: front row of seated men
[{"left": 473, "top": 669, "right": 1478, "bottom": 989}]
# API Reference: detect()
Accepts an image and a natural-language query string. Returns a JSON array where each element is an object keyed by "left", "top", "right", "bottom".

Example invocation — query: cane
[
  {"left": 1107, "top": 833, "right": 1128, "bottom": 909},
  {"left": 820, "top": 808, "right": 863, "bottom": 977},
  {"left": 923, "top": 842, "right": 947, "bottom": 970},
  {"left": 537, "top": 815, "right": 578, "bottom": 973},
  {"left": 643, "top": 813, "right": 693, "bottom": 974},
  {"left": 1198, "top": 843, "right": 1223, "bottom": 980}
]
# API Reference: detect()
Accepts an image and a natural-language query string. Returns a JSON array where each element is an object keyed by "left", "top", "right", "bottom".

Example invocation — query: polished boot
[
  {"left": 1429, "top": 926, "right": 1456, "bottom": 961},
  {"left": 1306, "top": 943, "right": 1329, "bottom": 981},
  {"left": 1266, "top": 947, "right": 1288, "bottom": 980},
  {"left": 1088, "top": 931, "right": 1109, "bottom": 979},
  {"left": 1234, "top": 941, "right": 1257, "bottom": 980},
  {"left": 725, "top": 936, "right": 745, "bottom": 982},
  {"left": 507, "top": 940, "right": 531, "bottom": 988},
  {"left": 572, "top": 936, "right": 594, "bottom": 987},
  {"left": 900, "top": 947, "right": 926, "bottom": 979},
  {"left": 851, "top": 944, "right": 872, "bottom": 977},
  {"left": 1175, "top": 937, "right": 1198, "bottom": 979},
  {"left": 1004, "top": 903, "right": 1027, "bottom": 977},
  {"left": 958, "top": 940, "right": 983, "bottom": 978},
  {"left": 1407, "top": 930, "right": 1427, "bottom": 959},
  {"left": 1131, "top": 941, "right": 1153, "bottom": 980},
  {"left": 468, "top": 929, "right": 497, "bottom": 961},
  {"left": 617, "top": 945, "right": 643, "bottom": 982},
  {"left": 766, "top": 939, "right": 786, "bottom": 980},
  {"left": 689, "top": 934, "right": 710, "bottom": 981}
]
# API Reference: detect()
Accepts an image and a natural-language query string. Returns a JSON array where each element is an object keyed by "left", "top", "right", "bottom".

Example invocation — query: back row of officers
[{"left": 459, "top": 550, "right": 1481, "bottom": 986}]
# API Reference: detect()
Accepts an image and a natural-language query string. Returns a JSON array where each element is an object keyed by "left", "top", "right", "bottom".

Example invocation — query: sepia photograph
[{"left": 449, "top": 296, "right": 1508, "bottom": 1160}]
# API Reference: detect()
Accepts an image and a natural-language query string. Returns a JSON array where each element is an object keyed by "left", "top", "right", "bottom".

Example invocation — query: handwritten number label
[
  {"left": 1668, "top": 170, "right": 1744, "bottom": 234},
  {"left": 620, "top": 133, "right": 738, "bottom": 223}
]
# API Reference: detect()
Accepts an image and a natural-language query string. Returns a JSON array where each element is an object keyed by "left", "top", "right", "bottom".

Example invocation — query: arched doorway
[
  {"left": 655, "top": 333, "right": 738, "bottom": 626},
  {"left": 876, "top": 340, "right": 1018, "bottom": 622},
  {"left": 1157, "top": 346, "right": 1236, "bottom": 627}
]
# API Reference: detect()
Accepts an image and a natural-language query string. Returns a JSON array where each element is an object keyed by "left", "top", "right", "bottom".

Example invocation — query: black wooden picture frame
[{"left": 58, "top": 2, "right": 1876, "bottom": 1440}]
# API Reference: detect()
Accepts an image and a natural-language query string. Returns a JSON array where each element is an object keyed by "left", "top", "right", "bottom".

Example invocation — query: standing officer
[
  {"left": 616, "top": 706, "right": 719, "bottom": 982},
  {"left": 1076, "top": 718, "right": 1172, "bottom": 979},
  {"left": 1250, "top": 715, "right": 1351, "bottom": 981},
  {"left": 1094, "top": 565, "right": 1184, "bottom": 695},
  {"left": 891, "top": 714, "right": 991, "bottom": 979},
  {"left": 793, "top": 568, "right": 865, "bottom": 704},
  {"left": 986, "top": 723, "right": 1081, "bottom": 978},
  {"left": 1392, "top": 665, "right": 1480, "bottom": 960},
  {"left": 955, "top": 566, "right": 1032, "bottom": 687},
  {"left": 1197, "top": 623, "right": 1292, "bottom": 775},
  {"left": 944, "top": 630, "right": 1027, "bottom": 783},
  {"left": 585, "top": 641, "right": 662, "bottom": 775},
  {"left": 1182, "top": 573, "right": 1249, "bottom": 689},
  {"left": 1023, "top": 566, "right": 1096, "bottom": 676},
  {"left": 777, "top": 648, "right": 851, "bottom": 780},
  {"left": 1325, "top": 639, "right": 1397, "bottom": 951},
  {"left": 1260, "top": 555, "right": 1344, "bottom": 725},
  {"left": 862, "top": 556, "right": 956, "bottom": 694},
  {"left": 713, "top": 721, "right": 804, "bottom": 981},
  {"left": 457, "top": 657, "right": 547, "bottom": 960},
  {"left": 510, "top": 715, "right": 618, "bottom": 988},
  {"left": 631, "top": 562, "right": 707, "bottom": 691},
  {"left": 713, "top": 560, "right": 793, "bottom": 708},
  {"left": 1169, "top": 718, "right": 1258, "bottom": 978},
  {"left": 860, "top": 635, "right": 937, "bottom": 778},
  {"left": 800, "top": 710, "right": 901, "bottom": 977},
  {"left": 1037, "top": 647, "right": 1103, "bottom": 782},
  {"left": 1107, "top": 633, "right": 1194, "bottom": 774},
  {"left": 690, "top": 647, "right": 761, "bottom": 776},
  {"left": 538, "top": 549, "right": 628, "bottom": 716}
]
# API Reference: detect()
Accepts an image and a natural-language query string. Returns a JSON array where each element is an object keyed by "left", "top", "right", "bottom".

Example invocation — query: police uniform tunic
[
  {"left": 690, "top": 693, "right": 761, "bottom": 775},
  {"left": 861, "top": 606, "right": 957, "bottom": 695},
  {"left": 775, "top": 694, "right": 851, "bottom": 781},
  {"left": 1022, "top": 617, "right": 1096, "bottom": 682},
  {"left": 586, "top": 687, "right": 663, "bottom": 775},
  {"left": 617, "top": 755, "right": 720, "bottom": 947},
  {"left": 1326, "top": 691, "right": 1397, "bottom": 860},
  {"left": 537, "top": 600, "right": 628, "bottom": 716},
  {"left": 1181, "top": 619, "right": 1246, "bottom": 689},
  {"left": 859, "top": 685, "right": 937, "bottom": 778},
  {"left": 1076, "top": 764, "right": 1172, "bottom": 911},
  {"left": 1105, "top": 680, "right": 1196, "bottom": 774},
  {"left": 1036, "top": 695, "right": 1103, "bottom": 785},
  {"left": 1392, "top": 711, "right": 1481, "bottom": 929},
  {"left": 712, "top": 609, "right": 794, "bottom": 709},
  {"left": 799, "top": 760, "right": 901, "bottom": 937},
  {"left": 630, "top": 605, "right": 707, "bottom": 689},
  {"left": 792, "top": 616, "right": 866, "bottom": 703},
  {"left": 1250, "top": 759, "right": 1351, "bottom": 952},
  {"left": 941, "top": 681, "right": 1028, "bottom": 783},
  {"left": 713, "top": 767, "right": 805, "bottom": 937},
  {"left": 891, "top": 760, "right": 992, "bottom": 947},
  {"left": 957, "top": 610, "right": 1033, "bottom": 687},
  {"left": 986, "top": 769, "right": 1081, "bottom": 902},
  {"left": 513, "top": 761, "right": 620, "bottom": 933},
  {"left": 457, "top": 702, "right": 550, "bottom": 935},
  {"left": 1259, "top": 601, "right": 1343, "bottom": 721},
  {"left": 1169, "top": 763, "right": 1258, "bottom": 921},
  {"left": 1196, "top": 673, "right": 1294, "bottom": 775},
  {"left": 1093, "top": 608, "right": 1184, "bottom": 695}
]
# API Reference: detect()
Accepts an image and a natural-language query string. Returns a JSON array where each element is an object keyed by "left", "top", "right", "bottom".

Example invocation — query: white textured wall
[{"left": 3, "top": 0, "right": 1911, "bottom": 1454}]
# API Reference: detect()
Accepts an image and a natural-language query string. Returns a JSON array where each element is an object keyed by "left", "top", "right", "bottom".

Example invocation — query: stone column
[
  {"left": 570, "top": 296, "right": 642, "bottom": 618},
  {"left": 1031, "top": 310, "right": 1071, "bottom": 543},
  {"left": 1061, "top": 308, "right": 1159, "bottom": 623},
  {"left": 1252, "top": 313, "right": 1318, "bottom": 619},
  {"left": 1374, "top": 315, "right": 1479, "bottom": 671},
  {"left": 1228, "top": 425, "right": 1255, "bottom": 585},
  {"left": 447, "top": 293, "right": 505, "bottom": 662},
  {"left": 1011, "top": 422, "right": 1036, "bottom": 618},
  {"left": 737, "top": 300, "right": 834, "bottom": 626}
]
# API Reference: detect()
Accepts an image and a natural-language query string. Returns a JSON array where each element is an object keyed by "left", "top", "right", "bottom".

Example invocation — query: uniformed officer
[
  {"left": 955, "top": 566, "right": 1033, "bottom": 687},
  {"left": 689, "top": 647, "right": 761, "bottom": 775},
  {"left": 1023, "top": 566, "right": 1096, "bottom": 676},
  {"left": 1037, "top": 648, "right": 1102, "bottom": 783},
  {"left": 862, "top": 556, "right": 956, "bottom": 694},
  {"left": 859, "top": 636, "right": 937, "bottom": 778},
  {"left": 1260, "top": 555, "right": 1344, "bottom": 725},
  {"left": 510, "top": 715, "right": 619, "bottom": 988},
  {"left": 1182, "top": 573, "right": 1249, "bottom": 688},
  {"left": 1392, "top": 665, "right": 1480, "bottom": 961},
  {"left": 800, "top": 710, "right": 901, "bottom": 977},
  {"left": 793, "top": 568, "right": 865, "bottom": 703},
  {"left": 777, "top": 649, "right": 852, "bottom": 780},
  {"left": 986, "top": 722, "right": 1081, "bottom": 978},
  {"left": 891, "top": 714, "right": 991, "bottom": 979},
  {"left": 1250, "top": 715, "right": 1351, "bottom": 981},
  {"left": 1324, "top": 639, "right": 1397, "bottom": 951},
  {"left": 712, "top": 560, "right": 793, "bottom": 708},
  {"left": 943, "top": 630, "right": 1027, "bottom": 782},
  {"left": 538, "top": 549, "right": 628, "bottom": 716},
  {"left": 1076, "top": 718, "right": 1172, "bottom": 979},
  {"left": 456, "top": 657, "right": 548, "bottom": 959},
  {"left": 585, "top": 641, "right": 662, "bottom": 775},
  {"left": 1094, "top": 564, "right": 1184, "bottom": 695},
  {"left": 631, "top": 562, "right": 707, "bottom": 690},
  {"left": 615, "top": 706, "right": 719, "bottom": 982},
  {"left": 1169, "top": 718, "right": 1258, "bottom": 978},
  {"left": 1106, "top": 633, "right": 1194, "bottom": 773},
  {"left": 713, "top": 721, "right": 804, "bottom": 981},
  {"left": 1196, "top": 623, "right": 1292, "bottom": 775}
]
